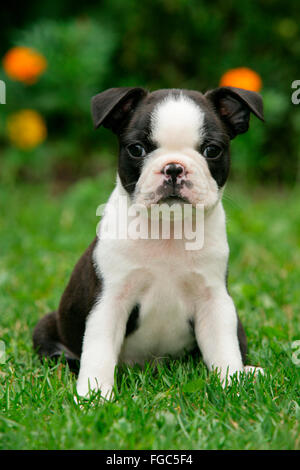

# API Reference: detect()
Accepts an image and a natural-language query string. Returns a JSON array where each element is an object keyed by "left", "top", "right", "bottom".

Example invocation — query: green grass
[{"left": 0, "top": 172, "right": 299, "bottom": 450}]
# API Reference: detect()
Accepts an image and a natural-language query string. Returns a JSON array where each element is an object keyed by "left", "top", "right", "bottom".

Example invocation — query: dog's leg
[
  {"left": 76, "top": 289, "right": 133, "bottom": 400},
  {"left": 194, "top": 288, "right": 244, "bottom": 385}
]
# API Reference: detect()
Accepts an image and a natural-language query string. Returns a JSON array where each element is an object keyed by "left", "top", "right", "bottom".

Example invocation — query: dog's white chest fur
[{"left": 119, "top": 258, "right": 197, "bottom": 365}]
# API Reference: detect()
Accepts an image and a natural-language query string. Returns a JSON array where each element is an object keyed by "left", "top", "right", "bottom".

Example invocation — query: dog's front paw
[
  {"left": 244, "top": 365, "right": 264, "bottom": 377},
  {"left": 217, "top": 363, "right": 265, "bottom": 386},
  {"left": 75, "top": 376, "right": 114, "bottom": 404},
  {"left": 212, "top": 364, "right": 244, "bottom": 387},
  {"left": 216, "top": 365, "right": 264, "bottom": 389}
]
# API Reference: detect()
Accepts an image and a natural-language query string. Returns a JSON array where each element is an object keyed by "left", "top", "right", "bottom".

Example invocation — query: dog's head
[{"left": 91, "top": 86, "right": 264, "bottom": 209}]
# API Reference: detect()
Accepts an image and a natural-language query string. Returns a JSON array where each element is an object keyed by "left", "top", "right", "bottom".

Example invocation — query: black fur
[{"left": 125, "top": 304, "right": 140, "bottom": 337}]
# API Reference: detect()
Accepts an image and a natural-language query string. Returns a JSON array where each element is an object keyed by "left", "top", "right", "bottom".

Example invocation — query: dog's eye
[
  {"left": 127, "top": 144, "right": 146, "bottom": 158},
  {"left": 203, "top": 144, "right": 223, "bottom": 159}
]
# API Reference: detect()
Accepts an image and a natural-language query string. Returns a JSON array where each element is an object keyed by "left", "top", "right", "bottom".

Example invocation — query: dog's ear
[
  {"left": 205, "top": 86, "right": 264, "bottom": 139},
  {"left": 91, "top": 87, "right": 148, "bottom": 134}
]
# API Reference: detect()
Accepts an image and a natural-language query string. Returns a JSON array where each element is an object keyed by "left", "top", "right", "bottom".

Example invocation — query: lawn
[{"left": 0, "top": 171, "right": 299, "bottom": 450}]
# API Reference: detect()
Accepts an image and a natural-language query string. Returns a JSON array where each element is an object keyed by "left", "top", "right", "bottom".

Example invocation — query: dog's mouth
[
  {"left": 154, "top": 180, "right": 193, "bottom": 206},
  {"left": 158, "top": 195, "right": 190, "bottom": 206}
]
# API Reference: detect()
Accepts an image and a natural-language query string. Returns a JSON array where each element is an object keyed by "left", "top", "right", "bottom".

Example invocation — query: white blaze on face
[
  {"left": 134, "top": 93, "right": 220, "bottom": 209},
  {"left": 151, "top": 93, "right": 204, "bottom": 150}
]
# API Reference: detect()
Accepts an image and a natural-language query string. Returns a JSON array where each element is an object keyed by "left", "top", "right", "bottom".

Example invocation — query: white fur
[{"left": 151, "top": 94, "right": 204, "bottom": 150}]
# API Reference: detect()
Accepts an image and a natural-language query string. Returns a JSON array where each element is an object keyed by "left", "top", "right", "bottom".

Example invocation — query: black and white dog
[{"left": 33, "top": 86, "right": 264, "bottom": 399}]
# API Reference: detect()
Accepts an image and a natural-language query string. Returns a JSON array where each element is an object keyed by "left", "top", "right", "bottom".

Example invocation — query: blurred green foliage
[{"left": 0, "top": 0, "right": 300, "bottom": 186}]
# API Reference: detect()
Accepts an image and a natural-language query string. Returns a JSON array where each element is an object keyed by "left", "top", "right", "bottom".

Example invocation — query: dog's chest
[
  {"left": 96, "top": 206, "right": 228, "bottom": 366},
  {"left": 118, "top": 250, "right": 200, "bottom": 365}
]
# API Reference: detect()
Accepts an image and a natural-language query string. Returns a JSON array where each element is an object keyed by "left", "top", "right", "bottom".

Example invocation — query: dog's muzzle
[
  {"left": 155, "top": 162, "right": 188, "bottom": 202},
  {"left": 162, "top": 162, "right": 186, "bottom": 184}
]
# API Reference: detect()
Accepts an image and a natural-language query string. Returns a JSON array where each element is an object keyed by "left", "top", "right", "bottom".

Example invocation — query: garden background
[{"left": 0, "top": 0, "right": 299, "bottom": 450}]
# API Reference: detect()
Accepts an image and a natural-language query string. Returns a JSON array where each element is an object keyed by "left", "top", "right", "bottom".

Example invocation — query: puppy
[{"left": 33, "top": 86, "right": 264, "bottom": 399}]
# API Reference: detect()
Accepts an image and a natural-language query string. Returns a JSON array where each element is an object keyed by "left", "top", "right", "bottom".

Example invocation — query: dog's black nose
[{"left": 163, "top": 163, "right": 185, "bottom": 184}]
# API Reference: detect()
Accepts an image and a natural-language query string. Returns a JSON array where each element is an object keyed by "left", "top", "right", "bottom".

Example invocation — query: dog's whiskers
[{"left": 122, "top": 181, "right": 137, "bottom": 190}]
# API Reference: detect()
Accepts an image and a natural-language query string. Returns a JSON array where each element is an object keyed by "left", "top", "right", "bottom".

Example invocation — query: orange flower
[
  {"left": 3, "top": 47, "right": 47, "bottom": 84},
  {"left": 219, "top": 67, "right": 262, "bottom": 92},
  {"left": 6, "top": 110, "right": 47, "bottom": 149}
]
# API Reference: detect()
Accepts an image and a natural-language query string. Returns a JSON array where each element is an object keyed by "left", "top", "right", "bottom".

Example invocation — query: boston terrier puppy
[{"left": 33, "top": 86, "right": 264, "bottom": 400}]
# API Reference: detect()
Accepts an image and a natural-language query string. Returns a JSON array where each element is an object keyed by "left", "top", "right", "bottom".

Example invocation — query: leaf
[{"left": 182, "top": 378, "right": 205, "bottom": 394}]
